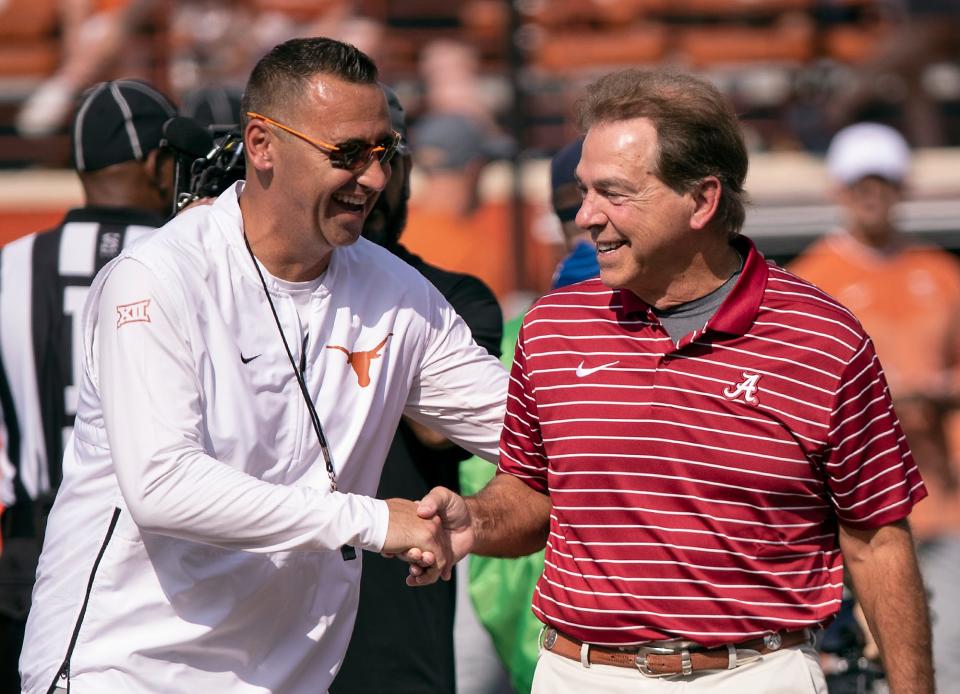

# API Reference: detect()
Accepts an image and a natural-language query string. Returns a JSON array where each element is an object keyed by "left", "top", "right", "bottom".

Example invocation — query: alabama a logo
[
  {"left": 326, "top": 333, "right": 393, "bottom": 388},
  {"left": 723, "top": 371, "right": 761, "bottom": 405},
  {"left": 116, "top": 299, "right": 151, "bottom": 328}
]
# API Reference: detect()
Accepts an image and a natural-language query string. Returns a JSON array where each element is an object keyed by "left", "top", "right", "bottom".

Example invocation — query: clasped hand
[{"left": 381, "top": 487, "right": 474, "bottom": 586}]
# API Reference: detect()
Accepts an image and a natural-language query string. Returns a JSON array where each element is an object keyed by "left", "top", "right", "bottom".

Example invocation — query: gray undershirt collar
[{"left": 652, "top": 252, "right": 744, "bottom": 344}]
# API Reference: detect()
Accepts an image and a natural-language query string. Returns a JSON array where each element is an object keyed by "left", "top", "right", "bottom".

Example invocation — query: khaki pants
[{"left": 532, "top": 643, "right": 827, "bottom": 694}]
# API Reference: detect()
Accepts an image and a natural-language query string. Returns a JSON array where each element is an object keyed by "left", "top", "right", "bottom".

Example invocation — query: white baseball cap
[{"left": 826, "top": 122, "right": 911, "bottom": 186}]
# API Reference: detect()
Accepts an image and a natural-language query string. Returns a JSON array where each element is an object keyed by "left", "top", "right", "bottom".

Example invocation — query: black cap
[
  {"left": 551, "top": 137, "right": 584, "bottom": 223},
  {"left": 412, "top": 113, "right": 515, "bottom": 171},
  {"left": 72, "top": 79, "right": 177, "bottom": 172},
  {"left": 381, "top": 83, "right": 410, "bottom": 155},
  {"left": 180, "top": 86, "right": 242, "bottom": 128}
]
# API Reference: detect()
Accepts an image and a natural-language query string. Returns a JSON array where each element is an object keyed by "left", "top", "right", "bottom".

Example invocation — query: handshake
[
  {"left": 378, "top": 474, "right": 552, "bottom": 584},
  {"left": 381, "top": 487, "right": 474, "bottom": 586}
]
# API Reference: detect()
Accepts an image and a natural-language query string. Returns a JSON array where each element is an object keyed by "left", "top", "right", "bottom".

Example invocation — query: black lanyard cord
[{"left": 241, "top": 232, "right": 338, "bottom": 493}]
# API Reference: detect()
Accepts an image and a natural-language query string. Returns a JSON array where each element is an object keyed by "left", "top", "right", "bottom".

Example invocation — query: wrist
[{"left": 463, "top": 495, "right": 484, "bottom": 549}]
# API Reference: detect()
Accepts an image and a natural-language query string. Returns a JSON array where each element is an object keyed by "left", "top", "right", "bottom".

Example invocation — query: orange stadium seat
[
  {"left": 590, "top": 0, "right": 670, "bottom": 26},
  {"left": 382, "top": 0, "right": 460, "bottom": 25},
  {"left": 677, "top": 22, "right": 814, "bottom": 67},
  {"left": 823, "top": 23, "right": 895, "bottom": 64},
  {"left": 252, "top": 0, "right": 345, "bottom": 22},
  {"left": 522, "top": 0, "right": 669, "bottom": 28},
  {"left": 532, "top": 25, "right": 669, "bottom": 73},
  {"left": 0, "top": 0, "right": 60, "bottom": 77},
  {"left": 666, "top": 0, "right": 813, "bottom": 17},
  {"left": 0, "top": 44, "right": 60, "bottom": 78},
  {"left": 460, "top": 0, "right": 508, "bottom": 42},
  {"left": 0, "top": 0, "right": 58, "bottom": 38}
]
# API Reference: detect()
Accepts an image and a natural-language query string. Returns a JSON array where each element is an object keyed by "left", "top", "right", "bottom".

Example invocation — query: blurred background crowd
[
  {"left": 1, "top": 0, "right": 959, "bottom": 312},
  {"left": 1, "top": 1, "right": 960, "bottom": 692}
]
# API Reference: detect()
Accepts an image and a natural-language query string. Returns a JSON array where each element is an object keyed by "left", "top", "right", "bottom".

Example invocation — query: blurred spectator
[
  {"left": 16, "top": 0, "right": 158, "bottom": 136},
  {"left": 412, "top": 113, "right": 513, "bottom": 215},
  {"left": 167, "top": 0, "right": 258, "bottom": 98},
  {"left": 547, "top": 136, "right": 599, "bottom": 289},
  {"left": 15, "top": 0, "right": 382, "bottom": 137},
  {"left": 180, "top": 85, "right": 243, "bottom": 127},
  {"left": 170, "top": 0, "right": 384, "bottom": 105},
  {"left": 398, "top": 112, "right": 556, "bottom": 300},
  {"left": 408, "top": 110, "right": 519, "bottom": 694},
  {"left": 250, "top": 0, "right": 385, "bottom": 80},
  {"left": 395, "top": 35, "right": 558, "bottom": 299},
  {"left": 331, "top": 84, "right": 505, "bottom": 694},
  {"left": 789, "top": 122, "right": 960, "bottom": 692},
  {"left": 0, "top": 79, "right": 176, "bottom": 691},
  {"left": 460, "top": 135, "right": 599, "bottom": 694},
  {"left": 419, "top": 39, "right": 505, "bottom": 129},
  {"left": 825, "top": 0, "right": 960, "bottom": 147}
]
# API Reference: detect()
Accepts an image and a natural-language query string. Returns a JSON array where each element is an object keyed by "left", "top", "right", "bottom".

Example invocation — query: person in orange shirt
[
  {"left": 400, "top": 113, "right": 559, "bottom": 301},
  {"left": 789, "top": 122, "right": 960, "bottom": 692}
]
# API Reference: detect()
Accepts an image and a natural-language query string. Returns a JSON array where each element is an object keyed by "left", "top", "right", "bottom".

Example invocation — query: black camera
[{"left": 161, "top": 116, "right": 246, "bottom": 216}]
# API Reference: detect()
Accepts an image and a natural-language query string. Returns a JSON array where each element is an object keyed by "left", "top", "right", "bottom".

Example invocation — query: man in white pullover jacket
[{"left": 20, "top": 38, "right": 508, "bottom": 693}]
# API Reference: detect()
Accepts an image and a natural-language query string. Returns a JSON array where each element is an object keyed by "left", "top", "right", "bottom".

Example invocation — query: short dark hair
[
  {"left": 241, "top": 37, "right": 379, "bottom": 125},
  {"left": 576, "top": 69, "right": 748, "bottom": 236}
]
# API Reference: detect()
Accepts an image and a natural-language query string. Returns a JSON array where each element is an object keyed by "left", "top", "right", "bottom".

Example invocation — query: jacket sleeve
[
  {"left": 96, "top": 258, "right": 389, "bottom": 553},
  {"left": 403, "top": 282, "right": 508, "bottom": 464}
]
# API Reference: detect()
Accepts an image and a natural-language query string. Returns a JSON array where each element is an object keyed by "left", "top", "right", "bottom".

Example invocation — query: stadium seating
[
  {"left": 0, "top": 0, "right": 956, "bottom": 168},
  {"left": 0, "top": 0, "right": 60, "bottom": 78}
]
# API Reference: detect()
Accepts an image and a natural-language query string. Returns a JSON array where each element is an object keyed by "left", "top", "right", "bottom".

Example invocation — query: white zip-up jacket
[{"left": 20, "top": 182, "right": 508, "bottom": 693}]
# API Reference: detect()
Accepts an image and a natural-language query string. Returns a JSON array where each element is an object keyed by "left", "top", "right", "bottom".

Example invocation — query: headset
[{"left": 160, "top": 116, "right": 246, "bottom": 216}]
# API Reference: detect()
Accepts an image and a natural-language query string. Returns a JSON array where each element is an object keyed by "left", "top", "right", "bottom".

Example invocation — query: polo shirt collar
[
  {"left": 62, "top": 206, "right": 169, "bottom": 228},
  {"left": 707, "top": 235, "right": 767, "bottom": 336},
  {"left": 618, "top": 235, "right": 767, "bottom": 338}
]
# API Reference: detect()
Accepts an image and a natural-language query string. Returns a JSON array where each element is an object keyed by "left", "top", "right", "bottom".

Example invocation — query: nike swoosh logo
[
  {"left": 575, "top": 360, "right": 620, "bottom": 378},
  {"left": 240, "top": 353, "right": 261, "bottom": 364}
]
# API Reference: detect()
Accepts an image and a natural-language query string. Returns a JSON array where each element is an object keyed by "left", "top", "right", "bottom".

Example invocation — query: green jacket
[{"left": 460, "top": 314, "right": 544, "bottom": 694}]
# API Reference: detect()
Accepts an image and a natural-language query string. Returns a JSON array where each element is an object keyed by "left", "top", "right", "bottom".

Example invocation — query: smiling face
[
  {"left": 575, "top": 118, "right": 698, "bottom": 297},
  {"left": 837, "top": 175, "right": 901, "bottom": 247},
  {"left": 268, "top": 75, "right": 392, "bottom": 253}
]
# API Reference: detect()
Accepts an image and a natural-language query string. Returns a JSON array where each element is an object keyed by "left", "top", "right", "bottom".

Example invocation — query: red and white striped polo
[{"left": 498, "top": 236, "right": 926, "bottom": 648}]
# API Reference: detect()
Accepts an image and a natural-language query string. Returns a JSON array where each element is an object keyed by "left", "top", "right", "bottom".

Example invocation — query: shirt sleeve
[
  {"left": 497, "top": 319, "right": 549, "bottom": 494},
  {"left": 403, "top": 283, "right": 507, "bottom": 463},
  {"left": 404, "top": 272, "right": 504, "bottom": 467},
  {"left": 824, "top": 335, "right": 927, "bottom": 529},
  {"left": 97, "top": 258, "right": 388, "bottom": 553}
]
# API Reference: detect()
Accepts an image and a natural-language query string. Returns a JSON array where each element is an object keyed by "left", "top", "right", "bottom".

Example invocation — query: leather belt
[{"left": 542, "top": 628, "right": 812, "bottom": 677}]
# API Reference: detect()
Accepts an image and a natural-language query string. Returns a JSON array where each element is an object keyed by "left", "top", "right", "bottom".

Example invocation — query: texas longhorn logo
[
  {"left": 326, "top": 333, "right": 393, "bottom": 387},
  {"left": 722, "top": 371, "right": 761, "bottom": 405},
  {"left": 116, "top": 299, "right": 151, "bottom": 328}
]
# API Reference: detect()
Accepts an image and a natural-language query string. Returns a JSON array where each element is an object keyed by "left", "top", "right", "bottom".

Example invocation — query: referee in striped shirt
[
  {"left": 0, "top": 79, "right": 175, "bottom": 690},
  {"left": 413, "top": 69, "right": 933, "bottom": 694}
]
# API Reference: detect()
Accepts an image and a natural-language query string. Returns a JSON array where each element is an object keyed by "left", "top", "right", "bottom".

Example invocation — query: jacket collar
[{"left": 213, "top": 181, "right": 339, "bottom": 298}]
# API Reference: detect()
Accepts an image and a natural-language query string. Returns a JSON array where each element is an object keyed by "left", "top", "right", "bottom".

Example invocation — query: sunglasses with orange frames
[{"left": 246, "top": 112, "right": 401, "bottom": 172}]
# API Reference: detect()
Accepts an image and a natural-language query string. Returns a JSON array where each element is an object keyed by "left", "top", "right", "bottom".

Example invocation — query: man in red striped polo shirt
[{"left": 409, "top": 69, "right": 932, "bottom": 694}]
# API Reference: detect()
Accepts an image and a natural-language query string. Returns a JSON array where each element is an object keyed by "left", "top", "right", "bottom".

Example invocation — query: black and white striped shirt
[{"left": 0, "top": 207, "right": 163, "bottom": 534}]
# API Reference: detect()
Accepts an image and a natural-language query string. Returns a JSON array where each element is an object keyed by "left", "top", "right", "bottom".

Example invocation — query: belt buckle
[
  {"left": 763, "top": 632, "right": 783, "bottom": 651},
  {"left": 539, "top": 627, "right": 558, "bottom": 651},
  {"left": 635, "top": 644, "right": 684, "bottom": 678}
]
